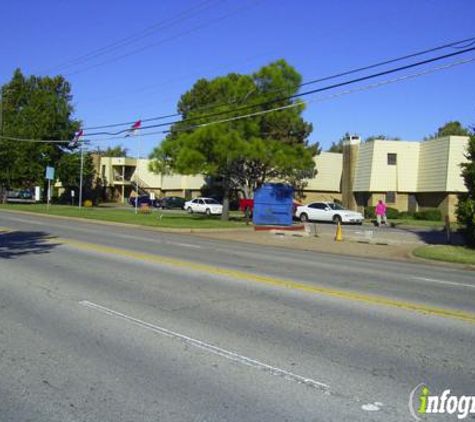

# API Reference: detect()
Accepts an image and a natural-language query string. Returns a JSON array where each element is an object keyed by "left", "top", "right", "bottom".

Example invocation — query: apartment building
[
  {"left": 342, "top": 135, "right": 469, "bottom": 220},
  {"left": 96, "top": 135, "right": 469, "bottom": 220}
]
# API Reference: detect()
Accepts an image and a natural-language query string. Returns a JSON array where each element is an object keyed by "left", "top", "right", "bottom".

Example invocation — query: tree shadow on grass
[{"left": 0, "top": 230, "right": 60, "bottom": 259}]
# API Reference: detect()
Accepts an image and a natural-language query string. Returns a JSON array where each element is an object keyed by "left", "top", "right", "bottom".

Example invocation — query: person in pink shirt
[{"left": 375, "top": 200, "right": 388, "bottom": 226}]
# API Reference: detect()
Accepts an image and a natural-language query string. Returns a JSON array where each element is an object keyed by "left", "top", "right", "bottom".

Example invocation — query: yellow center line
[{"left": 54, "top": 237, "right": 475, "bottom": 324}]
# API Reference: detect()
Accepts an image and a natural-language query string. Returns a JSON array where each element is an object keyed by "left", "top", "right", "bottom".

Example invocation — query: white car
[
  {"left": 295, "top": 202, "right": 364, "bottom": 224},
  {"left": 184, "top": 198, "right": 223, "bottom": 216}
]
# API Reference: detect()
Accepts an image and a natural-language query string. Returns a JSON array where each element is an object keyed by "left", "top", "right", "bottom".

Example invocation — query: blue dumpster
[{"left": 253, "top": 183, "right": 294, "bottom": 226}]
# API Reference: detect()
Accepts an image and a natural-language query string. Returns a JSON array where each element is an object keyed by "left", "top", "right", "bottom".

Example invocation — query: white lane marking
[
  {"left": 412, "top": 277, "right": 475, "bottom": 289},
  {"left": 79, "top": 300, "right": 329, "bottom": 391},
  {"left": 167, "top": 242, "right": 202, "bottom": 249},
  {"left": 362, "top": 402, "right": 383, "bottom": 411}
]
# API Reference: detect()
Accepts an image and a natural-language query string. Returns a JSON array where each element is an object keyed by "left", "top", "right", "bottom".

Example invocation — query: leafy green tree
[
  {"left": 0, "top": 69, "right": 80, "bottom": 191},
  {"left": 327, "top": 132, "right": 353, "bottom": 153},
  {"left": 94, "top": 145, "right": 128, "bottom": 157},
  {"left": 456, "top": 129, "right": 475, "bottom": 247},
  {"left": 428, "top": 121, "right": 470, "bottom": 139},
  {"left": 365, "top": 134, "right": 400, "bottom": 142},
  {"left": 57, "top": 151, "right": 95, "bottom": 197},
  {"left": 150, "top": 60, "right": 317, "bottom": 220},
  {"left": 328, "top": 140, "right": 343, "bottom": 153}
]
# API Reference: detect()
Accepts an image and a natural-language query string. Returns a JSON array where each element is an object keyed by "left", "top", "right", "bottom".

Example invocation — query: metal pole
[
  {"left": 79, "top": 143, "right": 84, "bottom": 209},
  {"left": 47, "top": 178, "right": 51, "bottom": 210},
  {"left": 135, "top": 131, "right": 140, "bottom": 215}
]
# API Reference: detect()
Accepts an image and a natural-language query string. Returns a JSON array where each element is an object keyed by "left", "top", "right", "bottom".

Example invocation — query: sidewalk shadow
[
  {"left": 387, "top": 223, "right": 465, "bottom": 245},
  {"left": 0, "top": 230, "right": 60, "bottom": 259}
]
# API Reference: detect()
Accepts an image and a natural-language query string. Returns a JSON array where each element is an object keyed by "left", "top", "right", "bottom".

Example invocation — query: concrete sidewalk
[
  {"left": 192, "top": 223, "right": 462, "bottom": 264},
  {"left": 192, "top": 228, "right": 415, "bottom": 262}
]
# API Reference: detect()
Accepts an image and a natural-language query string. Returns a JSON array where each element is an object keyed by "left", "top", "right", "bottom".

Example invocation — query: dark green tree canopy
[
  {"left": 0, "top": 69, "right": 80, "bottom": 188},
  {"left": 428, "top": 121, "right": 470, "bottom": 139},
  {"left": 57, "top": 151, "right": 94, "bottom": 192},
  {"left": 150, "top": 59, "right": 318, "bottom": 219},
  {"left": 327, "top": 132, "right": 352, "bottom": 153},
  {"left": 94, "top": 145, "right": 129, "bottom": 157},
  {"left": 365, "top": 134, "right": 400, "bottom": 142},
  {"left": 456, "top": 127, "right": 475, "bottom": 246}
]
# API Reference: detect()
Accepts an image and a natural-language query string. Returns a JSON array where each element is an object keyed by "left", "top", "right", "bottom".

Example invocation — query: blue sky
[{"left": 1, "top": 0, "right": 474, "bottom": 155}]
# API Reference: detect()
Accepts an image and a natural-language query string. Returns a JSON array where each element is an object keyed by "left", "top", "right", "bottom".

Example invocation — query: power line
[
  {"left": 152, "top": 55, "right": 475, "bottom": 137},
  {"left": 64, "top": 0, "right": 265, "bottom": 77},
  {"left": 39, "top": 0, "right": 219, "bottom": 74},
  {"left": 82, "top": 45, "right": 475, "bottom": 137},
  {"left": 5, "top": 54, "right": 473, "bottom": 144},
  {"left": 82, "top": 35, "right": 475, "bottom": 131}
]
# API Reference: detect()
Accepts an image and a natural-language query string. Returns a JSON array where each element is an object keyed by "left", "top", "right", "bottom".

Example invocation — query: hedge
[
  {"left": 364, "top": 206, "right": 399, "bottom": 219},
  {"left": 413, "top": 208, "right": 443, "bottom": 221}
]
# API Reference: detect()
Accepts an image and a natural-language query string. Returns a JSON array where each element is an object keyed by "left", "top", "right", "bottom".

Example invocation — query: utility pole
[
  {"left": 0, "top": 86, "right": 3, "bottom": 137},
  {"left": 79, "top": 143, "right": 84, "bottom": 209}
]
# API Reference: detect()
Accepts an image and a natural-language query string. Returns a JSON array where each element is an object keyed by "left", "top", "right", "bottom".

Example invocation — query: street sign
[{"left": 45, "top": 166, "right": 55, "bottom": 180}]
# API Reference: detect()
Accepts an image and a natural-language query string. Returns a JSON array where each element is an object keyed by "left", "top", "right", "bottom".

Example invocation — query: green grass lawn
[
  {"left": 0, "top": 204, "right": 248, "bottom": 229},
  {"left": 413, "top": 245, "right": 475, "bottom": 266}
]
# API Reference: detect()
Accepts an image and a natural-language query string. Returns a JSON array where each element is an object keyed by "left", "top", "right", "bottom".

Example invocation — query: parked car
[
  {"left": 159, "top": 196, "right": 186, "bottom": 210},
  {"left": 184, "top": 198, "right": 223, "bottom": 216},
  {"left": 6, "top": 190, "right": 35, "bottom": 204},
  {"left": 128, "top": 195, "right": 160, "bottom": 208},
  {"left": 295, "top": 202, "right": 364, "bottom": 224}
]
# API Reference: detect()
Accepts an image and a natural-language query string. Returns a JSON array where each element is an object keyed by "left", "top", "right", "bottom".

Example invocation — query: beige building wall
[
  {"left": 306, "top": 152, "right": 342, "bottom": 192},
  {"left": 100, "top": 157, "right": 206, "bottom": 198},
  {"left": 353, "top": 142, "right": 374, "bottom": 192},
  {"left": 302, "top": 192, "right": 342, "bottom": 203},
  {"left": 417, "top": 137, "right": 450, "bottom": 192},
  {"left": 133, "top": 159, "right": 162, "bottom": 189},
  {"left": 368, "top": 192, "right": 408, "bottom": 210},
  {"left": 366, "top": 140, "right": 419, "bottom": 192}
]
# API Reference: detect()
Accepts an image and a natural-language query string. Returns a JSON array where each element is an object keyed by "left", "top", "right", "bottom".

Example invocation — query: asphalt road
[{"left": 0, "top": 210, "right": 474, "bottom": 422}]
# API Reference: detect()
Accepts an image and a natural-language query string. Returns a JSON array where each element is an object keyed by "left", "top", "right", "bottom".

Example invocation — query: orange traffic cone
[{"left": 335, "top": 222, "right": 343, "bottom": 242}]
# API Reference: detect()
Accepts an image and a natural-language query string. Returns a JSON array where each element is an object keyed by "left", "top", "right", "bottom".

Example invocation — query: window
[
  {"left": 387, "top": 153, "right": 397, "bottom": 165},
  {"left": 328, "top": 203, "right": 346, "bottom": 211},
  {"left": 386, "top": 192, "right": 396, "bottom": 204},
  {"left": 309, "top": 203, "right": 326, "bottom": 209}
]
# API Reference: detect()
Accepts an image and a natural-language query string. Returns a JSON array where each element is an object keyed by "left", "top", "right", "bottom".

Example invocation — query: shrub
[
  {"left": 364, "top": 206, "right": 376, "bottom": 219},
  {"left": 386, "top": 207, "right": 400, "bottom": 219},
  {"left": 364, "top": 206, "right": 399, "bottom": 219},
  {"left": 456, "top": 194, "right": 475, "bottom": 246},
  {"left": 398, "top": 211, "right": 415, "bottom": 219},
  {"left": 413, "top": 208, "right": 443, "bottom": 221}
]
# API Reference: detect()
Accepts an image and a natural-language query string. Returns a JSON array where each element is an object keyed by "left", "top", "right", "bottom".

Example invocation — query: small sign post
[
  {"left": 71, "top": 189, "right": 75, "bottom": 206},
  {"left": 45, "top": 166, "right": 55, "bottom": 210},
  {"left": 35, "top": 186, "right": 41, "bottom": 202}
]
